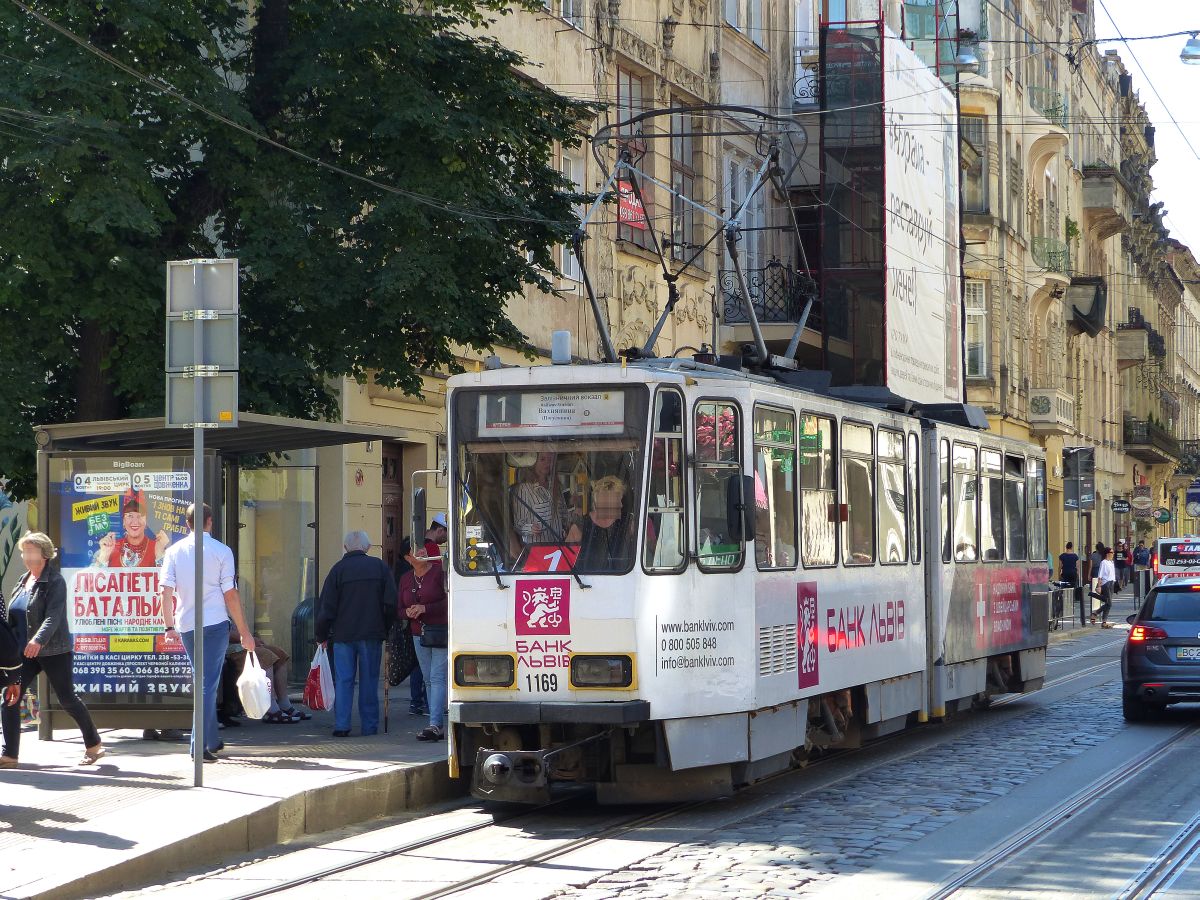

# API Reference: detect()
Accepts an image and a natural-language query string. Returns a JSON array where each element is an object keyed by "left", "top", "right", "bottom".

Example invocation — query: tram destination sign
[{"left": 479, "top": 390, "right": 626, "bottom": 437}]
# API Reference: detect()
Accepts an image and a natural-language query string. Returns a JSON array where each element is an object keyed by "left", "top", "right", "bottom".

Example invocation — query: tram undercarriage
[{"left": 455, "top": 647, "right": 1047, "bottom": 805}]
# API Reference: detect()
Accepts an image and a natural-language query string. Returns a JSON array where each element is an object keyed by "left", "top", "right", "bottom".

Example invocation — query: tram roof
[{"left": 34, "top": 412, "right": 407, "bottom": 456}]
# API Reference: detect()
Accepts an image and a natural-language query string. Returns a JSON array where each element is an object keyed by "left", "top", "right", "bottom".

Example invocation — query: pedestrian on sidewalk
[
  {"left": 393, "top": 537, "right": 426, "bottom": 716},
  {"left": 1058, "top": 542, "right": 1080, "bottom": 587},
  {"left": 0, "top": 532, "right": 104, "bottom": 768},
  {"left": 400, "top": 544, "right": 448, "bottom": 742},
  {"left": 1133, "top": 540, "right": 1151, "bottom": 571},
  {"left": 1115, "top": 539, "right": 1129, "bottom": 590},
  {"left": 160, "top": 503, "right": 256, "bottom": 762},
  {"left": 316, "top": 531, "right": 396, "bottom": 737},
  {"left": 1094, "top": 547, "right": 1117, "bottom": 628}
]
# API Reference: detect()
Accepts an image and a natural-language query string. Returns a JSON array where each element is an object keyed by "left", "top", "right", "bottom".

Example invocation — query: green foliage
[{"left": 0, "top": 0, "right": 592, "bottom": 492}]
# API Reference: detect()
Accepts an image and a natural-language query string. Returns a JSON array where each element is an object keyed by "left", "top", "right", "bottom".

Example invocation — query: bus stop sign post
[{"left": 165, "top": 259, "right": 239, "bottom": 787}]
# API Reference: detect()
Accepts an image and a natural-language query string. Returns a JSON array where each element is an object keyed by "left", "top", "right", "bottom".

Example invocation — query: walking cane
[{"left": 383, "top": 647, "right": 390, "bottom": 734}]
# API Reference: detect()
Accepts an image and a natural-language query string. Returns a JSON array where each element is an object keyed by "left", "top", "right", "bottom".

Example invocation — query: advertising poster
[
  {"left": 46, "top": 455, "right": 196, "bottom": 705},
  {"left": 883, "top": 26, "right": 962, "bottom": 404}
]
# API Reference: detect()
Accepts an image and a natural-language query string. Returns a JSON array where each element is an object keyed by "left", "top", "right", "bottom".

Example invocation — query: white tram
[{"left": 445, "top": 359, "right": 1050, "bottom": 803}]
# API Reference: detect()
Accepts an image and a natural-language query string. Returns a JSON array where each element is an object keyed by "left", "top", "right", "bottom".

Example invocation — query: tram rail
[
  {"left": 925, "top": 723, "right": 1200, "bottom": 899},
  {"left": 1113, "top": 807, "right": 1200, "bottom": 899}
]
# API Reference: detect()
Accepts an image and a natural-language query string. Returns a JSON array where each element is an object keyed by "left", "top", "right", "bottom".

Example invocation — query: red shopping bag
[{"left": 303, "top": 644, "right": 335, "bottom": 711}]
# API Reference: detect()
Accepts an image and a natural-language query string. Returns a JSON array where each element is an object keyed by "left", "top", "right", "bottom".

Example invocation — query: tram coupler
[{"left": 470, "top": 729, "right": 614, "bottom": 803}]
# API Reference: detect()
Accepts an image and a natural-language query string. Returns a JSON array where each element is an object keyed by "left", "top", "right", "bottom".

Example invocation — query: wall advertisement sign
[
  {"left": 47, "top": 453, "right": 196, "bottom": 705},
  {"left": 882, "top": 26, "right": 961, "bottom": 405}
]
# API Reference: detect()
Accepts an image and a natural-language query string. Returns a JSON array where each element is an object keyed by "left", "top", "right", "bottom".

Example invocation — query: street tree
[{"left": 0, "top": 0, "right": 591, "bottom": 492}]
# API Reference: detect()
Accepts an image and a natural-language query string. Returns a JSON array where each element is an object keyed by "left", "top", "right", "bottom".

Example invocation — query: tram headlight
[
  {"left": 455, "top": 654, "right": 515, "bottom": 687},
  {"left": 570, "top": 654, "right": 634, "bottom": 688}
]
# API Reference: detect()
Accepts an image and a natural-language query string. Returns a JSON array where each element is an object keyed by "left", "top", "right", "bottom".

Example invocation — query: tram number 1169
[{"left": 525, "top": 673, "right": 559, "bottom": 692}]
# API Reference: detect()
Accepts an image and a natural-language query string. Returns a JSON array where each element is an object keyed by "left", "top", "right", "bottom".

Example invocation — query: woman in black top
[{"left": 1, "top": 532, "right": 103, "bottom": 768}]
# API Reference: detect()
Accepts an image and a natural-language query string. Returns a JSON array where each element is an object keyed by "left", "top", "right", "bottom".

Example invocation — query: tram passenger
[
  {"left": 566, "top": 475, "right": 635, "bottom": 572},
  {"left": 511, "top": 453, "right": 572, "bottom": 547}
]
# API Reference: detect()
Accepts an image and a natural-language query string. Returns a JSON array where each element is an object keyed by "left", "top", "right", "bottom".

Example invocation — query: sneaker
[
  {"left": 332, "top": 729, "right": 351, "bottom": 738},
  {"left": 416, "top": 725, "right": 444, "bottom": 742},
  {"left": 203, "top": 751, "right": 219, "bottom": 762},
  {"left": 409, "top": 706, "right": 429, "bottom": 716}
]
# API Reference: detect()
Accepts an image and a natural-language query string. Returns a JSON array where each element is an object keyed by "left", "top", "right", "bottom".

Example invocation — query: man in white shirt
[{"left": 160, "top": 503, "right": 255, "bottom": 761}]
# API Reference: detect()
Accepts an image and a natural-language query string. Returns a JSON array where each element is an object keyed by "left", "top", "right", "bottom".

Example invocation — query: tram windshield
[{"left": 451, "top": 386, "right": 649, "bottom": 576}]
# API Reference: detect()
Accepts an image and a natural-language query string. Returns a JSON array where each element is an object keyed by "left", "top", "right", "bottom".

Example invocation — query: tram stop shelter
[{"left": 33, "top": 412, "right": 407, "bottom": 736}]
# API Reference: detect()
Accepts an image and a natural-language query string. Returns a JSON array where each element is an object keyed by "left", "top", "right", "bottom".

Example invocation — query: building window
[
  {"left": 560, "top": 150, "right": 584, "bottom": 281},
  {"left": 617, "top": 69, "right": 652, "bottom": 249},
  {"left": 726, "top": 0, "right": 764, "bottom": 45},
  {"left": 561, "top": 0, "right": 583, "bottom": 29},
  {"left": 965, "top": 279, "right": 987, "bottom": 377},
  {"left": 962, "top": 115, "right": 988, "bottom": 213},
  {"left": 725, "top": 155, "right": 762, "bottom": 273},
  {"left": 671, "top": 105, "right": 700, "bottom": 263}
]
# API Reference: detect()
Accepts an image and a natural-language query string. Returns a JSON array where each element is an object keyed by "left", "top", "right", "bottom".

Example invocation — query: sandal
[
  {"left": 262, "top": 710, "right": 295, "bottom": 724},
  {"left": 80, "top": 745, "right": 105, "bottom": 765},
  {"left": 280, "top": 707, "right": 311, "bottom": 721}
]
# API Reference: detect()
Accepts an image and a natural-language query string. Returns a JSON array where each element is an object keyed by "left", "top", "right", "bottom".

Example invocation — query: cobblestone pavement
[{"left": 553, "top": 680, "right": 1126, "bottom": 899}]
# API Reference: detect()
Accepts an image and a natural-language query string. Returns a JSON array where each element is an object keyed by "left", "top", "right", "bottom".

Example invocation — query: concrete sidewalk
[{"left": 0, "top": 698, "right": 462, "bottom": 900}]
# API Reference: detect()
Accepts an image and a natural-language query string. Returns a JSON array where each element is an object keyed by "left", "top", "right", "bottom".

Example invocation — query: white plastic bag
[
  {"left": 304, "top": 644, "right": 335, "bottom": 711},
  {"left": 237, "top": 651, "right": 273, "bottom": 720}
]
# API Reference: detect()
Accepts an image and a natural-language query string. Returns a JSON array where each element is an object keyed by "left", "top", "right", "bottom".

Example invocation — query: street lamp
[
  {"left": 954, "top": 45, "right": 980, "bottom": 76},
  {"left": 1182, "top": 33, "right": 1200, "bottom": 65}
]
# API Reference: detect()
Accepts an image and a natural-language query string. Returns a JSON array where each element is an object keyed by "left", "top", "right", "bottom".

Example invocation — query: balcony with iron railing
[
  {"left": 1027, "top": 86, "right": 1068, "bottom": 129},
  {"left": 1124, "top": 415, "right": 1180, "bottom": 464},
  {"left": 721, "top": 260, "right": 819, "bottom": 328},
  {"left": 1178, "top": 439, "right": 1200, "bottom": 477},
  {"left": 1030, "top": 236, "right": 1071, "bottom": 275}
]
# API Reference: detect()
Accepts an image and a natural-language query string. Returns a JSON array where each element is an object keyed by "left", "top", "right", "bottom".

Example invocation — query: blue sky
[{"left": 1100, "top": 0, "right": 1200, "bottom": 253}]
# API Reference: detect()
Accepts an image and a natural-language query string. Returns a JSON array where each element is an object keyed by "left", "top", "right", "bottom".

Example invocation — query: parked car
[{"left": 1122, "top": 577, "right": 1200, "bottom": 721}]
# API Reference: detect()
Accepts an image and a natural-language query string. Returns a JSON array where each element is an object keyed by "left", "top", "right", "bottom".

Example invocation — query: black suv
[{"left": 1122, "top": 580, "right": 1200, "bottom": 721}]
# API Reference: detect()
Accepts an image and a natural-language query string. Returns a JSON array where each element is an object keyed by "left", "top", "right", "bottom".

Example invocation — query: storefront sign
[
  {"left": 1111, "top": 498, "right": 1131, "bottom": 514},
  {"left": 1132, "top": 485, "right": 1153, "bottom": 518},
  {"left": 1154, "top": 506, "right": 1172, "bottom": 525}
]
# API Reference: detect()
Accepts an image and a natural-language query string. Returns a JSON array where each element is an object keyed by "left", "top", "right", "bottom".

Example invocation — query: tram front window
[{"left": 451, "top": 387, "right": 649, "bottom": 576}]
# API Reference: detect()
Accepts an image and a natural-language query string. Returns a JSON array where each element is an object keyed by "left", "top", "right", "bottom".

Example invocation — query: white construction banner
[{"left": 883, "top": 27, "right": 962, "bottom": 404}]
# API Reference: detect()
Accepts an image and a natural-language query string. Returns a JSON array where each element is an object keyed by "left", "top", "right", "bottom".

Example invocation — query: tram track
[
  {"left": 215, "top": 637, "right": 1128, "bottom": 900},
  {"left": 1113, "top": 807, "right": 1200, "bottom": 899},
  {"left": 924, "top": 723, "right": 1200, "bottom": 899}
]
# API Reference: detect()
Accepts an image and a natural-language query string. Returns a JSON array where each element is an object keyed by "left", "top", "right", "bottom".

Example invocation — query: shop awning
[{"left": 36, "top": 412, "right": 409, "bottom": 455}]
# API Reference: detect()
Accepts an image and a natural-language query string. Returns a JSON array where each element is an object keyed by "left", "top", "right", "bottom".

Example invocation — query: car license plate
[{"left": 1177, "top": 647, "right": 1200, "bottom": 661}]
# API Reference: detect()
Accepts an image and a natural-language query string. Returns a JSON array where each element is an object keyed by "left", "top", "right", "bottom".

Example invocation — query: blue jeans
[
  {"left": 333, "top": 640, "right": 382, "bottom": 734},
  {"left": 409, "top": 662, "right": 427, "bottom": 711},
  {"left": 181, "top": 620, "right": 230, "bottom": 754},
  {"left": 414, "top": 640, "right": 448, "bottom": 730}
]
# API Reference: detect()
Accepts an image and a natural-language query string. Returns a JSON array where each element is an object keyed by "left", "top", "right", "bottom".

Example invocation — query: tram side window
[
  {"left": 980, "top": 450, "right": 1004, "bottom": 561},
  {"left": 753, "top": 406, "right": 797, "bottom": 569},
  {"left": 952, "top": 443, "right": 978, "bottom": 561},
  {"left": 800, "top": 414, "right": 837, "bottom": 567},
  {"left": 842, "top": 422, "right": 875, "bottom": 565},
  {"left": 645, "top": 390, "right": 686, "bottom": 571},
  {"left": 1027, "top": 458, "right": 1048, "bottom": 565},
  {"left": 1004, "top": 453, "right": 1027, "bottom": 560},
  {"left": 941, "top": 439, "right": 951, "bottom": 562},
  {"left": 695, "top": 401, "right": 744, "bottom": 570},
  {"left": 877, "top": 428, "right": 907, "bottom": 564},
  {"left": 908, "top": 432, "right": 921, "bottom": 564}
]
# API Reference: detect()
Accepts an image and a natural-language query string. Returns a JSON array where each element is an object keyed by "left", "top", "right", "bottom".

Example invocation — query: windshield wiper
[
  {"left": 509, "top": 489, "right": 590, "bottom": 590},
  {"left": 454, "top": 472, "right": 507, "bottom": 590}
]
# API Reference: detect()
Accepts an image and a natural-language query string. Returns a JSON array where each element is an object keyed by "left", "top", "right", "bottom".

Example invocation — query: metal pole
[
  {"left": 193, "top": 424, "right": 204, "bottom": 786},
  {"left": 192, "top": 278, "right": 205, "bottom": 788}
]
